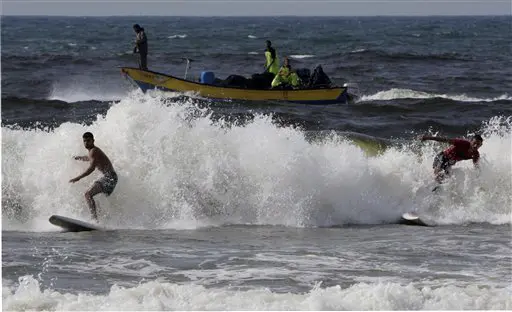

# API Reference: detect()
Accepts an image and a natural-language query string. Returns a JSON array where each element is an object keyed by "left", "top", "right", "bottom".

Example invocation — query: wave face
[{"left": 2, "top": 93, "right": 511, "bottom": 231}]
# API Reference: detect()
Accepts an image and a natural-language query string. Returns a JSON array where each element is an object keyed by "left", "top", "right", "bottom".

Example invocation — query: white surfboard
[{"left": 49, "top": 215, "right": 105, "bottom": 232}]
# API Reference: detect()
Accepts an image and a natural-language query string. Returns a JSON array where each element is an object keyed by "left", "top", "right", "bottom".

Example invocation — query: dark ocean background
[
  {"left": 2, "top": 16, "right": 511, "bottom": 135},
  {"left": 2, "top": 16, "right": 511, "bottom": 311}
]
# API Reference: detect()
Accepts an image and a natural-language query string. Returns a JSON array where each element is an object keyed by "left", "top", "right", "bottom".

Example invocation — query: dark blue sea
[{"left": 2, "top": 16, "right": 511, "bottom": 310}]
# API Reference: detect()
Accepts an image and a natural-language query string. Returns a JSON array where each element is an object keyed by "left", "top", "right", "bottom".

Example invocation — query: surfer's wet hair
[
  {"left": 83, "top": 132, "right": 94, "bottom": 140},
  {"left": 473, "top": 134, "right": 483, "bottom": 142}
]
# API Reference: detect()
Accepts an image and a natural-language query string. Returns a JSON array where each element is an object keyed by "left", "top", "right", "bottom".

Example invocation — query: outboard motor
[{"left": 343, "top": 82, "right": 361, "bottom": 102}]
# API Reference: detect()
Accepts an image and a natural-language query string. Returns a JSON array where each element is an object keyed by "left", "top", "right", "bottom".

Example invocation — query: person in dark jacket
[{"left": 133, "top": 24, "right": 148, "bottom": 70}]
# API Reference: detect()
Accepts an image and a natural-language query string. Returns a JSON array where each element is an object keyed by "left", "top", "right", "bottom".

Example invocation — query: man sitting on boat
[{"left": 271, "top": 57, "right": 301, "bottom": 89}]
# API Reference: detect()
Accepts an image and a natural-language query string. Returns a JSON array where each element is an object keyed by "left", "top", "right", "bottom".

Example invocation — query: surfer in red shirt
[{"left": 420, "top": 134, "right": 483, "bottom": 183}]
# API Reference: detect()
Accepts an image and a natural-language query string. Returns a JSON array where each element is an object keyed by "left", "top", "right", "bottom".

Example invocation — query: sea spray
[{"left": 2, "top": 93, "right": 511, "bottom": 231}]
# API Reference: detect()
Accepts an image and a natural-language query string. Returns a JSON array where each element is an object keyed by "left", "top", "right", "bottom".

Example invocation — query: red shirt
[{"left": 443, "top": 139, "right": 479, "bottom": 164}]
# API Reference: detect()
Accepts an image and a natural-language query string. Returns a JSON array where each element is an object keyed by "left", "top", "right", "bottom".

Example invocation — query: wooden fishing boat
[{"left": 120, "top": 60, "right": 357, "bottom": 104}]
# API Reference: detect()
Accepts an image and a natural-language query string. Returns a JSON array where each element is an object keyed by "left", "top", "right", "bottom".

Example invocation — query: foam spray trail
[
  {"left": 48, "top": 81, "right": 127, "bottom": 103},
  {"left": 2, "top": 92, "right": 511, "bottom": 231}
]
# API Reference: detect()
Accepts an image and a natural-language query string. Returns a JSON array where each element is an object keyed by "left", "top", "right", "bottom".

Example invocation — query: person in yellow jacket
[
  {"left": 264, "top": 40, "right": 280, "bottom": 75},
  {"left": 271, "top": 57, "right": 301, "bottom": 89}
]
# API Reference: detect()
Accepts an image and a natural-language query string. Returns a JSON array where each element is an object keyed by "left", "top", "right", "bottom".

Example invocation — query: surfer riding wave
[
  {"left": 420, "top": 134, "right": 483, "bottom": 185},
  {"left": 70, "top": 132, "right": 118, "bottom": 221}
]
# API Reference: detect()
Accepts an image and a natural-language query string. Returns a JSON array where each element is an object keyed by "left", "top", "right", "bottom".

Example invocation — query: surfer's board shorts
[
  {"left": 95, "top": 172, "right": 118, "bottom": 196},
  {"left": 433, "top": 152, "right": 456, "bottom": 173}
]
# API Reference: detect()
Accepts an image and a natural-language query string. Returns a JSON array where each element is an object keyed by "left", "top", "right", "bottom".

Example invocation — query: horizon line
[{"left": 2, "top": 14, "right": 510, "bottom": 17}]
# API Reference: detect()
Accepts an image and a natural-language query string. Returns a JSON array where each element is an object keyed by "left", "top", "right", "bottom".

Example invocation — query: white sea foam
[
  {"left": 168, "top": 34, "right": 188, "bottom": 39},
  {"left": 2, "top": 275, "right": 510, "bottom": 311},
  {"left": 289, "top": 54, "right": 315, "bottom": 59},
  {"left": 2, "top": 92, "right": 511, "bottom": 231},
  {"left": 48, "top": 81, "right": 128, "bottom": 102},
  {"left": 361, "top": 88, "right": 512, "bottom": 102}
]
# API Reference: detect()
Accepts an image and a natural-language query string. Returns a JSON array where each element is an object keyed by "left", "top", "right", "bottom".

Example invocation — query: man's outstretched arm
[
  {"left": 420, "top": 135, "right": 450, "bottom": 143},
  {"left": 70, "top": 152, "right": 97, "bottom": 182}
]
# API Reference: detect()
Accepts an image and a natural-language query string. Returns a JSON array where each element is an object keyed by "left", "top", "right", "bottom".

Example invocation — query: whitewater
[
  {"left": 2, "top": 92, "right": 511, "bottom": 311},
  {"left": 2, "top": 91, "right": 511, "bottom": 231}
]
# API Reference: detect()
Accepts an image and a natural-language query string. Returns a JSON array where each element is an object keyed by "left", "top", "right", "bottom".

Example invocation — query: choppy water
[{"left": 2, "top": 16, "right": 511, "bottom": 311}]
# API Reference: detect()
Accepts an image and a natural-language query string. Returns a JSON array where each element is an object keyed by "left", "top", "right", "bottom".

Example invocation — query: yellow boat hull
[{"left": 120, "top": 67, "right": 352, "bottom": 104}]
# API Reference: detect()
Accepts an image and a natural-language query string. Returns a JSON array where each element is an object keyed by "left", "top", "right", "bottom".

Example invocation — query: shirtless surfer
[
  {"left": 420, "top": 134, "right": 483, "bottom": 184},
  {"left": 70, "top": 132, "right": 118, "bottom": 221}
]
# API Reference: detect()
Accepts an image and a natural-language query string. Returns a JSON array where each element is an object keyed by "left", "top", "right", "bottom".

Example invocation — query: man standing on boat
[
  {"left": 264, "top": 40, "right": 280, "bottom": 75},
  {"left": 133, "top": 24, "right": 148, "bottom": 70}
]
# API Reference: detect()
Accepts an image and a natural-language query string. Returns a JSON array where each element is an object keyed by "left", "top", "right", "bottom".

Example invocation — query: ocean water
[{"left": 2, "top": 16, "right": 511, "bottom": 310}]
